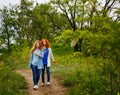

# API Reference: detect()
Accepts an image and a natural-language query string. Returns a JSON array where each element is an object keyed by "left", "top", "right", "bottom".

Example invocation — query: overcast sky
[{"left": 0, "top": 0, "right": 50, "bottom": 9}]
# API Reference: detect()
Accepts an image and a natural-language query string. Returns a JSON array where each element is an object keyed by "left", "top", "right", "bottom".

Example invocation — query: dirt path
[{"left": 16, "top": 69, "right": 67, "bottom": 95}]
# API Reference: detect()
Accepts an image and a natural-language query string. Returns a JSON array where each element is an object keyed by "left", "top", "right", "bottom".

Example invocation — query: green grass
[
  {"left": 51, "top": 54, "right": 120, "bottom": 95},
  {"left": 0, "top": 62, "right": 27, "bottom": 95}
]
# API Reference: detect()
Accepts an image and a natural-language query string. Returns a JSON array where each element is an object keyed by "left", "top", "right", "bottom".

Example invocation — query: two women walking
[{"left": 29, "top": 39, "right": 56, "bottom": 90}]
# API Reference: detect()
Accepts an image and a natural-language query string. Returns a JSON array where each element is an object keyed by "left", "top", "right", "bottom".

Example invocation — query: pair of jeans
[
  {"left": 42, "top": 64, "right": 50, "bottom": 83},
  {"left": 31, "top": 64, "right": 41, "bottom": 85}
]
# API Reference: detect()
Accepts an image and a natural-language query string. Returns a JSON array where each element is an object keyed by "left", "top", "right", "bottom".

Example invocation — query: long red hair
[
  {"left": 31, "top": 40, "right": 43, "bottom": 52},
  {"left": 40, "top": 39, "right": 50, "bottom": 48}
]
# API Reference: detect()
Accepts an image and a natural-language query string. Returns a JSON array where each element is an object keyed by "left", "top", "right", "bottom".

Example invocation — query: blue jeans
[
  {"left": 31, "top": 64, "right": 41, "bottom": 85},
  {"left": 42, "top": 64, "right": 50, "bottom": 83}
]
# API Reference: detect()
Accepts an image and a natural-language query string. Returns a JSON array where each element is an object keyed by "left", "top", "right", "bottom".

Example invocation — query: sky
[
  {"left": 0, "top": 0, "right": 107, "bottom": 9},
  {"left": 0, "top": 0, "right": 50, "bottom": 9}
]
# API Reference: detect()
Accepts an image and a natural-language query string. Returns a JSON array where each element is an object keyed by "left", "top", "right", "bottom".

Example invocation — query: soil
[{"left": 16, "top": 69, "right": 67, "bottom": 95}]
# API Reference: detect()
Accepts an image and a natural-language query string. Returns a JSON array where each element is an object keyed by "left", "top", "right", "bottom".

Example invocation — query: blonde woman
[{"left": 29, "top": 40, "right": 44, "bottom": 90}]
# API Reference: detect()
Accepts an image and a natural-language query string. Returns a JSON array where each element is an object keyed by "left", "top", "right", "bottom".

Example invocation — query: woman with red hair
[{"left": 40, "top": 39, "right": 56, "bottom": 86}]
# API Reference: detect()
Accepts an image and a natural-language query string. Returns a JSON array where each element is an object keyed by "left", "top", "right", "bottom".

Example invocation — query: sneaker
[
  {"left": 33, "top": 85, "right": 39, "bottom": 90},
  {"left": 47, "top": 82, "right": 50, "bottom": 86},
  {"left": 41, "top": 83, "right": 44, "bottom": 86}
]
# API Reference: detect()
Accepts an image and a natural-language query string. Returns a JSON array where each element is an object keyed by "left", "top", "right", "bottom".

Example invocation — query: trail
[{"left": 16, "top": 69, "right": 67, "bottom": 95}]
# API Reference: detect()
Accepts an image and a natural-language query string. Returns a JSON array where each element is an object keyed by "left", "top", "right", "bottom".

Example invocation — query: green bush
[
  {"left": 0, "top": 46, "right": 30, "bottom": 69},
  {"left": 66, "top": 87, "right": 81, "bottom": 95},
  {"left": 63, "top": 74, "right": 76, "bottom": 86},
  {"left": 0, "top": 62, "right": 27, "bottom": 95},
  {"left": 73, "top": 52, "right": 84, "bottom": 58},
  {"left": 53, "top": 55, "right": 120, "bottom": 95}
]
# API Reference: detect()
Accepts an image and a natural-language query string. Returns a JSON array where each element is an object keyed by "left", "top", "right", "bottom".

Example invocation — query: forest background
[{"left": 0, "top": 0, "right": 120, "bottom": 95}]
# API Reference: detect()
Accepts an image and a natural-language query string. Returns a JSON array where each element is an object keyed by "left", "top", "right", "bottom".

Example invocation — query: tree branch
[
  {"left": 106, "top": 0, "right": 116, "bottom": 11},
  {"left": 58, "top": 0, "right": 73, "bottom": 29}
]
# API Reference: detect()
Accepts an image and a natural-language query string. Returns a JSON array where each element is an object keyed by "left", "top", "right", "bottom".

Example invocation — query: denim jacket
[{"left": 29, "top": 49, "right": 44, "bottom": 69}]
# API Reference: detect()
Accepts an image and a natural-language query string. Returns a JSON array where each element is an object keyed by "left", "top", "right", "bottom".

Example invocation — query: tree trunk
[{"left": 74, "top": 43, "right": 78, "bottom": 52}]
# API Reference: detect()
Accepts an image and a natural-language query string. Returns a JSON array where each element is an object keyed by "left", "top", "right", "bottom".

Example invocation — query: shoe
[
  {"left": 33, "top": 85, "right": 39, "bottom": 90},
  {"left": 47, "top": 82, "right": 50, "bottom": 86},
  {"left": 41, "top": 83, "right": 44, "bottom": 86}
]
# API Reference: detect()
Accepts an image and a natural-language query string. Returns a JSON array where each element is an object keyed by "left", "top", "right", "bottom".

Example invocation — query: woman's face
[
  {"left": 36, "top": 42, "right": 40, "bottom": 48},
  {"left": 42, "top": 40, "right": 46, "bottom": 46}
]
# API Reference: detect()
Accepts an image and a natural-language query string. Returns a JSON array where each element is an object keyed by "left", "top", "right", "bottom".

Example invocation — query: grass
[
  {"left": 0, "top": 62, "right": 27, "bottom": 95},
  {"left": 51, "top": 54, "right": 120, "bottom": 95}
]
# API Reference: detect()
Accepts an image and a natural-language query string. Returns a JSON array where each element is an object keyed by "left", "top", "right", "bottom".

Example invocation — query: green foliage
[
  {"left": 0, "top": 0, "right": 120, "bottom": 95},
  {"left": 0, "top": 45, "right": 30, "bottom": 69},
  {"left": 0, "top": 62, "right": 26, "bottom": 95},
  {"left": 72, "top": 52, "right": 84, "bottom": 58},
  {"left": 0, "top": 7, "right": 16, "bottom": 51},
  {"left": 52, "top": 43, "right": 73, "bottom": 55},
  {"left": 52, "top": 54, "right": 120, "bottom": 95},
  {"left": 55, "top": 29, "right": 73, "bottom": 44},
  {"left": 63, "top": 75, "right": 76, "bottom": 86}
]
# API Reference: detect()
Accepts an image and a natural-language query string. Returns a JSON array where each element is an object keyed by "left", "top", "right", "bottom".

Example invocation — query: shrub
[
  {"left": 53, "top": 55, "right": 120, "bottom": 95},
  {"left": 0, "top": 62, "right": 27, "bottom": 95}
]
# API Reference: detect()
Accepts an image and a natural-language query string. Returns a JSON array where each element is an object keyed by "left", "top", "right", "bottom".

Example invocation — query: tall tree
[
  {"left": 51, "top": 0, "right": 120, "bottom": 52},
  {"left": 102, "top": 0, "right": 119, "bottom": 17},
  {"left": 50, "top": 0, "right": 96, "bottom": 51},
  {"left": 31, "top": 3, "right": 69, "bottom": 40},
  {"left": 0, "top": 7, "right": 15, "bottom": 52},
  {"left": 15, "top": 0, "right": 34, "bottom": 45}
]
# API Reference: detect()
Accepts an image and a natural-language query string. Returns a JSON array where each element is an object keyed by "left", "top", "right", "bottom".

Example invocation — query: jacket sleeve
[
  {"left": 49, "top": 48, "right": 55, "bottom": 61},
  {"left": 28, "top": 53, "right": 33, "bottom": 68},
  {"left": 40, "top": 51, "right": 44, "bottom": 58},
  {"left": 34, "top": 50, "right": 43, "bottom": 58}
]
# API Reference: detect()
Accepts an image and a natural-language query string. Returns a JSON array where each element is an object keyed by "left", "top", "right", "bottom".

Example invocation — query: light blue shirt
[{"left": 29, "top": 49, "right": 44, "bottom": 69}]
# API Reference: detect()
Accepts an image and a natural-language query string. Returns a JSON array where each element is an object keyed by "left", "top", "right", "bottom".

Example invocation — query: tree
[
  {"left": 51, "top": 0, "right": 96, "bottom": 51},
  {"left": 51, "top": 0, "right": 120, "bottom": 52},
  {"left": 30, "top": 3, "right": 69, "bottom": 41},
  {"left": 14, "top": 0, "right": 34, "bottom": 45},
  {"left": 102, "top": 0, "right": 120, "bottom": 17},
  {"left": 0, "top": 7, "right": 15, "bottom": 52}
]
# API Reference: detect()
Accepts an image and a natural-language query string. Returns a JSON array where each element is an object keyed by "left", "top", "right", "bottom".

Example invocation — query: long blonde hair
[{"left": 31, "top": 40, "right": 43, "bottom": 52}]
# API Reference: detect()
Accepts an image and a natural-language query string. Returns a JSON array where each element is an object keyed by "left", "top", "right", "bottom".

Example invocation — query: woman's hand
[{"left": 53, "top": 60, "right": 56, "bottom": 64}]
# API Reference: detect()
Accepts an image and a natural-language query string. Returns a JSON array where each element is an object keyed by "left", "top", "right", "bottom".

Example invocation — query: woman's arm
[
  {"left": 34, "top": 50, "right": 44, "bottom": 58},
  {"left": 35, "top": 53, "right": 43, "bottom": 58},
  {"left": 28, "top": 53, "right": 33, "bottom": 68},
  {"left": 49, "top": 48, "right": 56, "bottom": 63},
  {"left": 35, "top": 53, "right": 41, "bottom": 57}
]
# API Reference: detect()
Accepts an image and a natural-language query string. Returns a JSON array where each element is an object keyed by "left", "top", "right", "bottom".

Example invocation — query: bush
[
  {"left": 53, "top": 55, "right": 120, "bottom": 95},
  {"left": 0, "top": 62, "right": 27, "bottom": 95},
  {"left": 0, "top": 46, "right": 30, "bottom": 69},
  {"left": 73, "top": 52, "right": 84, "bottom": 58},
  {"left": 63, "top": 74, "right": 76, "bottom": 86}
]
